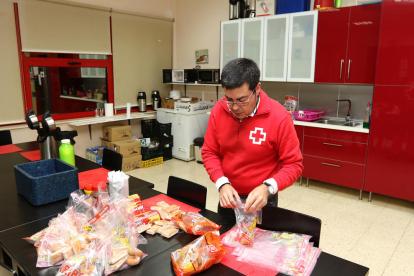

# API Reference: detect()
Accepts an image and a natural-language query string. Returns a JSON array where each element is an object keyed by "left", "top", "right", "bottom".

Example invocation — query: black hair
[{"left": 221, "top": 58, "right": 260, "bottom": 91}]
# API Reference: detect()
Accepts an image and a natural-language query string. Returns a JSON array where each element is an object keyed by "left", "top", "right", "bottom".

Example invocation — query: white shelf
[
  {"left": 60, "top": 95, "right": 107, "bottom": 103},
  {"left": 67, "top": 112, "right": 156, "bottom": 126},
  {"left": 166, "top": 82, "right": 222, "bottom": 87}
]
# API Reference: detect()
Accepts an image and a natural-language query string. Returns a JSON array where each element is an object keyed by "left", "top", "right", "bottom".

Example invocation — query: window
[{"left": 22, "top": 53, "right": 114, "bottom": 120}]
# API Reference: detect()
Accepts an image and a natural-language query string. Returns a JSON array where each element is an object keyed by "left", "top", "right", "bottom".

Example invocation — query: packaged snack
[
  {"left": 157, "top": 201, "right": 169, "bottom": 208},
  {"left": 171, "top": 231, "right": 227, "bottom": 276},
  {"left": 56, "top": 245, "right": 104, "bottom": 276},
  {"left": 154, "top": 220, "right": 171, "bottom": 226},
  {"left": 132, "top": 208, "right": 161, "bottom": 229},
  {"left": 146, "top": 225, "right": 161, "bottom": 235},
  {"left": 156, "top": 224, "right": 173, "bottom": 235},
  {"left": 169, "top": 210, "right": 184, "bottom": 217},
  {"left": 158, "top": 210, "right": 170, "bottom": 220},
  {"left": 165, "top": 205, "right": 180, "bottom": 213},
  {"left": 283, "top": 95, "right": 298, "bottom": 112},
  {"left": 151, "top": 206, "right": 162, "bottom": 211},
  {"left": 137, "top": 224, "right": 151, "bottom": 234},
  {"left": 23, "top": 227, "right": 47, "bottom": 244},
  {"left": 162, "top": 227, "right": 179, "bottom": 239},
  {"left": 234, "top": 202, "right": 261, "bottom": 246},
  {"left": 171, "top": 212, "right": 221, "bottom": 235}
]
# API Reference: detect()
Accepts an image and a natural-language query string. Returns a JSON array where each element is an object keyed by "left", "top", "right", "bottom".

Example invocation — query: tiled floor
[{"left": 128, "top": 159, "right": 414, "bottom": 276}]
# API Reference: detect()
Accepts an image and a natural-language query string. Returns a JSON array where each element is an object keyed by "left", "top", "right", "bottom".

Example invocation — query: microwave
[
  {"left": 163, "top": 69, "right": 197, "bottom": 83},
  {"left": 198, "top": 69, "right": 220, "bottom": 84}
]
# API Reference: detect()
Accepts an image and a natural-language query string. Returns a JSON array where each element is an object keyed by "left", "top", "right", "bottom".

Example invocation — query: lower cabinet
[
  {"left": 300, "top": 126, "right": 369, "bottom": 190},
  {"left": 294, "top": 125, "right": 304, "bottom": 152}
]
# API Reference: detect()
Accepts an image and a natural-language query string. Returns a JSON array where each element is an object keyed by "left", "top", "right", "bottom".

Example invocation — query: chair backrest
[
  {"left": 258, "top": 206, "right": 322, "bottom": 248},
  {"left": 0, "top": 130, "right": 12, "bottom": 146},
  {"left": 167, "top": 176, "right": 207, "bottom": 210},
  {"left": 102, "top": 148, "right": 123, "bottom": 171},
  {"left": 0, "top": 262, "right": 17, "bottom": 276}
]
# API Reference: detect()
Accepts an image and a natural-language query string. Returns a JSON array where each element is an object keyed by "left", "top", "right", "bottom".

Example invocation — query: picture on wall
[{"left": 195, "top": 49, "right": 209, "bottom": 64}]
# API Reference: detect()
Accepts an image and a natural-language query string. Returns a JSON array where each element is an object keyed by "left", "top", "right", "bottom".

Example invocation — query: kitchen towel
[
  {"left": 20, "top": 150, "right": 41, "bottom": 161},
  {"left": 78, "top": 168, "right": 111, "bottom": 189},
  {"left": 141, "top": 194, "right": 201, "bottom": 213},
  {"left": 0, "top": 144, "right": 23, "bottom": 155}
]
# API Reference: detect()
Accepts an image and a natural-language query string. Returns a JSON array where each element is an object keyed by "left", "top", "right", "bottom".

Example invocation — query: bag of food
[
  {"left": 171, "top": 212, "right": 221, "bottom": 235},
  {"left": 171, "top": 231, "right": 227, "bottom": 276},
  {"left": 283, "top": 95, "right": 298, "bottom": 112},
  {"left": 222, "top": 202, "right": 262, "bottom": 247}
]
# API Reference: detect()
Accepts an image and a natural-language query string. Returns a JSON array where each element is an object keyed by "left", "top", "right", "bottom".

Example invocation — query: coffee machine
[{"left": 229, "top": 0, "right": 245, "bottom": 20}]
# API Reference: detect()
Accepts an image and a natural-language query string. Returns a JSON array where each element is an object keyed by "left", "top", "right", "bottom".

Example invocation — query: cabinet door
[
  {"left": 220, "top": 20, "right": 241, "bottom": 77},
  {"left": 263, "top": 14, "right": 289, "bottom": 81},
  {"left": 294, "top": 125, "right": 304, "bottom": 152},
  {"left": 314, "top": 7, "right": 350, "bottom": 83},
  {"left": 345, "top": 4, "right": 381, "bottom": 84},
  {"left": 287, "top": 11, "right": 318, "bottom": 82},
  {"left": 241, "top": 17, "right": 264, "bottom": 80}
]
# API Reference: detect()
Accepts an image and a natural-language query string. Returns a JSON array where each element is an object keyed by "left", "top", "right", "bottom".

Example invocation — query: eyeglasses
[{"left": 223, "top": 90, "right": 256, "bottom": 106}]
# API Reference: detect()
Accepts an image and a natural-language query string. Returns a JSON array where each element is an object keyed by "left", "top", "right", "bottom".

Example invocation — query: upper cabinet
[
  {"left": 241, "top": 17, "right": 264, "bottom": 80},
  {"left": 220, "top": 20, "right": 242, "bottom": 76},
  {"left": 287, "top": 11, "right": 318, "bottom": 82},
  {"left": 263, "top": 14, "right": 289, "bottom": 81},
  {"left": 315, "top": 4, "right": 381, "bottom": 84}
]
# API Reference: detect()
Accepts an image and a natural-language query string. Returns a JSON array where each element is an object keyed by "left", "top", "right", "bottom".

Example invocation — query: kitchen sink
[
  {"left": 341, "top": 122, "right": 362, "bottom": 127},
  {"left": 314, "top": 119, "right": 346, "bottom": 125},
  {"left": 314, "top": 119, "right": 362, "bottom": 127}
]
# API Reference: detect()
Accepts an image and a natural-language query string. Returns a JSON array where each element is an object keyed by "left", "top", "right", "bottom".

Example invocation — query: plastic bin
[
  {"left": 277, "top": 0, "right": 310, "bottom": 14},
  {"left": 142, "top": 156, "right": 163, "bottom": 168},
  {"left": 141, "top": 119, "right": 172, "bottom": 138},
  {"left": 194, "top": 137, "right": 204, "bottom": 164},
  {"left": 292, "top": 110, "right": 324, "bottom": 122},
  {"left": 162, "top": 146, "right": 173, "bottom": 161},
  {"left": 141, "top": 146, "right": 163, "bottom": 161},
  {"left": 14, "top": 158, "right": 79, "bottom": 206}
]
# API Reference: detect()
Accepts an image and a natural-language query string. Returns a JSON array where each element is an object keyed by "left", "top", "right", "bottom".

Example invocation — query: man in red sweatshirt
[{"left": 202, "top": 58, "right": 303, "bottom": 216}]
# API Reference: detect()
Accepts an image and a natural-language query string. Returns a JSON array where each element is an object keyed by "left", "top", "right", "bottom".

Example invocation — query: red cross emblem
[{"left": 249, "top": 127, "right": 266, "bottom": 145}]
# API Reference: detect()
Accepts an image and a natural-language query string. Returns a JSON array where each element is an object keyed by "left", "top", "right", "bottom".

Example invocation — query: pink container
[{"left": 292, "top": 110, "right": 324, "bottom": 122}]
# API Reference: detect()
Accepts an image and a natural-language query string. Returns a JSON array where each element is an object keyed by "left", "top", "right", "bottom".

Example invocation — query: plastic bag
[
  {"left": 171, "top": 231, "right": 227, "bottom": 276},
  {"left": 234, "top": 202, "right": 262, "bottom": 246},
  {"left": 171, "top": 212, "right": 221, "bottom": 235},
  {"left": 283, "top": 95, "right": 298, "bottom": 112},
  {"left": 56, "top": 243, "right": 105, "bottom": 276},
  {"left": 104, "top": 207, "right": 147, "bottom": 275}
]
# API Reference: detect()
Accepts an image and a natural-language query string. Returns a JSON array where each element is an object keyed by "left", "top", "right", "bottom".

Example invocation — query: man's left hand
[{"left": 244, "top": 184, "right": 270, "bottom": 213}]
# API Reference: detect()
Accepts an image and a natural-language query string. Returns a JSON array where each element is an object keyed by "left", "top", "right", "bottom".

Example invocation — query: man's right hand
[{"left": 219, "top": 184, "right": 241, "bottom": 208}]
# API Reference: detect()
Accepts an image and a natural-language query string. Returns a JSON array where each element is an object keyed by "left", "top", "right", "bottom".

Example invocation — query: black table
[
  {"left": 0, "top": 187, "right": 369, "bottom": 276},
  {"left": 0, "top": 142, "right": 153, "bottom": 233}
]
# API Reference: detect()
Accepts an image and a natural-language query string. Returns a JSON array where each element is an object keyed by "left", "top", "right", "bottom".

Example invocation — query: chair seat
[{"left": 167, "top": 176, "right": 207, "bottom": 210}]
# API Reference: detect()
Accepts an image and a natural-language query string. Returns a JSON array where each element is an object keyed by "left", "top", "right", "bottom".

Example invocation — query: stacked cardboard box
[{"left": 101, "top": 125, "right": 142, "bottom": 171}]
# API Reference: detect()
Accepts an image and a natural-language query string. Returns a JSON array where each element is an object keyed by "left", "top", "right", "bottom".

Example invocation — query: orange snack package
[
  {"left": 171, "top": 231, "right": 226, "bottom": 276},
  {"left": 171, "top": 212, "right": 221, "bottom": 235}
]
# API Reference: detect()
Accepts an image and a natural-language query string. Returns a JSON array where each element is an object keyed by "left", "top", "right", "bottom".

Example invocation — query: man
[{"left": 202, "top": 58, "right": 303, "bottom": 216}]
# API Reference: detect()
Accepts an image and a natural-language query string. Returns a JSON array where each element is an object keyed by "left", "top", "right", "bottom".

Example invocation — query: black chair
[
  {"left": 0, "top": 130, "right": 12, "bottom": 146},
  {"left": 0, "top": 262, "right": 17, "bottom": 276},
  {"left": 258, "top": 206, "right": 322, "bottom": 248},
  {"left": 167, "top": 176, "right": 207, "bottom": 210},
  {"left": 102, "top": 148, "right": 123, "bottom": 171}
]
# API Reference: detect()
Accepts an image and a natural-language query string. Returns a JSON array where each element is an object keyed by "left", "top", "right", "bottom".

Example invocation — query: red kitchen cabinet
[
  {"left": 314, "top": 7, "right": 350, "bottom": 83},
  {"left": 346, "top": 3, "right": 382, "bottom": 84},
  {"left": 303, "top": 155, "right": 365, "bottom": 190},
  {"left": 294, "top": 125, "right": 304, "bottom": 152},
  {"left": 364, "top": 86, "right": 414, "bottom": 201},
  {"left": 375, "top": 0, "right": 414, "bottom": 85},
  {"left": 315, "top": 4, "right": 381, "bottom": 84}
]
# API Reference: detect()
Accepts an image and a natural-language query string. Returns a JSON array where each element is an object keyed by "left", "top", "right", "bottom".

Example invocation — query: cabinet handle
[
  {"left": 323, "top": 142, "right": 343, "bottom": 147},
  {"left": 347, "top": 59, "right": 352, "bottom": 79},
  {"left": 340, "top": 59, "right": 344, "bottom": 79},
  {"left": 322, "top": 162, "right": 341, "bottom": 168}
]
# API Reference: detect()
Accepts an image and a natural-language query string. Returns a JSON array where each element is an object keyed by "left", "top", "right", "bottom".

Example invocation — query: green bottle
[
  {"left": 59, "top": 139, "right": 76, "bottom": 166},
  {"left": 335, "top": 0, "right": 342, "bottom": 8}
]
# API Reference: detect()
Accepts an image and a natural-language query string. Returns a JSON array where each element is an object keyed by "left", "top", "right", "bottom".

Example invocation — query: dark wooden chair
[
  {"left": 167, "top": 176, "right": 207, "bottom": 210},
  {"left": 258, "top": 206, "right": 322, "bottom": 248},
  {"left": 102, "top": 148, "right": 123, "bottom": 171},
  {"left": 0, "top": 262, "right": 17, "bottom": 276},
  {"left": 0, "top": 130, "right": 12, "bottom": 146}
]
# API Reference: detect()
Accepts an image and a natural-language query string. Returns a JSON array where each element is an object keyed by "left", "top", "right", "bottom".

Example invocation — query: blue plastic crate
[
  {"left": 277, "top": 0, "right": 311, "bottom": 14},
  {"left": 14, "top": 158, "right": 79, "bottom": 206}
]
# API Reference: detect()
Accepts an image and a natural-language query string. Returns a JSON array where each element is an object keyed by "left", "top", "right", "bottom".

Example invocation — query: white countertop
[
  {"left": 66, "top": 112, "right": 156, "bottom": 126},
  {"left": 293, "top": 119, "right": 369, "bottom": 133}
]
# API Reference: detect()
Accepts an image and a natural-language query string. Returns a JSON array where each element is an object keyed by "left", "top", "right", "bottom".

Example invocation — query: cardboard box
[
  {"left": 101, "top": 138, "right": 115, "bottom": 150},
  {"left": 122, "top": 155, "right": 142, "bottom": 172},
  {"left": 102, "top": 125, "right": 132, "bottom": 141},
  {"left": 161, "top": 98, "right": 178, "bottom": 109},
  {"left": 113, "top": 139, "right": 141, "bottom": 157},
  {"left": 174, "top": 100, "right": 215, "bottom": 113}
]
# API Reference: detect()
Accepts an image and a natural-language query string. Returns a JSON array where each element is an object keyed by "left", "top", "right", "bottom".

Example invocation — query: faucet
[{"left": 337, "top": 99, "right": 352, "bottom": 122}]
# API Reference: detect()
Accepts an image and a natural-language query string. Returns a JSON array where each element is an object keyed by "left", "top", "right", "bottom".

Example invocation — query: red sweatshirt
[{"left": 202, "top": 90, "right": 303, "bottom": 195}]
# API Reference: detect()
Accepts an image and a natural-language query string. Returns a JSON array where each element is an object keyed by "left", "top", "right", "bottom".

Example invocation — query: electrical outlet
[{"left": 178, "top": 147, "right": 187, "bottom": 152}]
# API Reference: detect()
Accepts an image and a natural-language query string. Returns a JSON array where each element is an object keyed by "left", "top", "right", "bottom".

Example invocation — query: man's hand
[
  {"left": 219, "top": 184, "right": 241, "bottom": 208},
  {"left": 244, "top": 184, "right": 270, "bottom": 213}
]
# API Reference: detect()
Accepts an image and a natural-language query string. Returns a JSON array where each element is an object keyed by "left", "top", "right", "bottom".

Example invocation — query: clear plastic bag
[
  {"left": 283, "top": 95, "right": 298, "bottom": 112},
  {"left": 171, "top": 212, "right": 221, "bottom": 235},
  {"left": 171, "top": 231, "right": 227, "bottom": 276}
]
